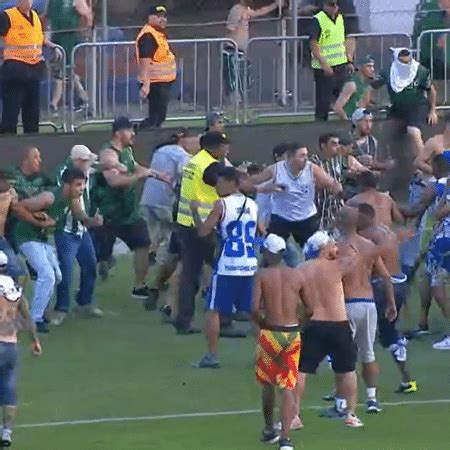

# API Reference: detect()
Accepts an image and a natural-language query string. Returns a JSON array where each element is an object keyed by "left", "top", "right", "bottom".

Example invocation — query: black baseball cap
[
  {"left": 201, "top": 131, "right": 231, "bottom": 148},
  {"left": 112, "top": 116, "right": 133, "bottom": 133},
  {"left": 149, "top": 5, "right": 167, "bottom": 16}
]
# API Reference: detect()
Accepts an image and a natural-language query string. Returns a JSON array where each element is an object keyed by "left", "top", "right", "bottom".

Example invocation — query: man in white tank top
[
  {"left": 249, "top": 143, "right": 343, "bottom": 249},
  {"left": 190, "top": 167, "right": 264, "bottom": 368}
]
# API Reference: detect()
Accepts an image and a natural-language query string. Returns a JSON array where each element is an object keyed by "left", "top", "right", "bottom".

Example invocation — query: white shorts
[{"left": 345, "top": 300, "right": 377, "bottom": 364}]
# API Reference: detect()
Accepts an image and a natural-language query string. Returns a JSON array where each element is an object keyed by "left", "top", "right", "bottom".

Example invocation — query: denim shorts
[{"left": 0, "top": 342, "right": 18, "bottom": 406}]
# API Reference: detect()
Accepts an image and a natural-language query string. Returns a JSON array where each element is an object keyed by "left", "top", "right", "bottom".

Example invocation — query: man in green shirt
[
  {"left": 92, "top": 117, "right": 168, "bottom": 298},
  {"left": 44, "top": 0, "right": 91, "bottom": 114},
  {"left": 371, "top": 48, "right": 438, "bottom": 158},
  {"left": 15, "top": 167, "right": 96, "bottom": 333},
  {"left": 50, "top": 145, "right": 104, "bottom": 326},
  {"left": 334, "top": 55, "right": 375, "bottom": 120}
]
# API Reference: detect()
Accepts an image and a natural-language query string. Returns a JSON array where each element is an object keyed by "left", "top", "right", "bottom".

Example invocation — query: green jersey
[
  {"left": 14, "top": 187, "right": 72, "bottom": 247},
  {"left": 46, "top": 0, "right": 82, "bottom": 58},
  {"left": 5, "top": 167, "right": 53, "bottom": 200},
  {"left": 92, "top": 142, "right": 141, "bottom": 225},
  {"left": 343, "top": 74, "right": 369, "bottom": 118},
  {"left": 375, "top": 66, "right": 431, "bottom": 115},
  {"left": 53, "top": 159, "right": 89, "bottom": 235}
]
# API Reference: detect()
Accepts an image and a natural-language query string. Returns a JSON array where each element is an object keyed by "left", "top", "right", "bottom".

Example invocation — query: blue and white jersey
[{"left": 216, "top": 193, "right": 258, "bottom": 277}]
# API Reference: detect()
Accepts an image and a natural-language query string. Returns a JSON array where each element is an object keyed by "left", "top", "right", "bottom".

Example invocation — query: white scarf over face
[{"left": 389, "top": 48, "right": 420, "bottom": 94}]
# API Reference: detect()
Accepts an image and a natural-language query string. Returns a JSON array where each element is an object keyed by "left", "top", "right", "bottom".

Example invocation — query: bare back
[
  {"left": 359, "top": 226, "right": 401, "bottom": 276},
  {"left": 348, "top": 191, "right": 395, "bottom": 227},
  {"left": 339, "top": 234, "right": 378, "bottom": 299},
  {"left": 296, "top": 259, "right": 349, "bottom": 322},
  {"left": 258, "top": 266, "right": 302, "bottom": 327}
]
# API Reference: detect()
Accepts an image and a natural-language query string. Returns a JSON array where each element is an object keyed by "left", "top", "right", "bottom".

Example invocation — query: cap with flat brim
[
  {"left": 355, "top": 54, "right": 375, "bottom": 67},
  {"left": 112, "top": 116, "right": 133, "bottom": 133},
  {"left": 149, "top": 5, "right": 167, "bottom": 16},
  {"left": 201, "top": 131, "right": 231, "bottom": 148}
]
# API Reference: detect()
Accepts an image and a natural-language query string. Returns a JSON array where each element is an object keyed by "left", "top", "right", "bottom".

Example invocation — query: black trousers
[
  {"left": 174, "top": 225, "right": 215, "bottom": 331},
  {"left": 313, "top": 64, "right": 349, "bottom": 121},
  {"left": 141, "top": 81, "right": 173, "bottom": 129},
  {"left": 2, "top": 78, "right": 41, "bottom": 134}
]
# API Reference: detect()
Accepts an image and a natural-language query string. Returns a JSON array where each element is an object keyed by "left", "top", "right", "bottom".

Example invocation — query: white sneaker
[
  {"left": 432, "top": 335, "right": 450, "bottom": 350},
  {"left": 74, "top": 304, "right": 104, "bottom": 318},
  {"left": 50, "top": 311, "right": 67, "bottom": 326},
  {"left": 1, "top": 428, "right": 12, "bottom": 446},
  {"left": 344, "top": 414, "right": 364, "bottom": 428}
]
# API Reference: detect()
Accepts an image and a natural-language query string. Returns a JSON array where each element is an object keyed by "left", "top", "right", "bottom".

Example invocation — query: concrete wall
[{"left": 0, "top": 119, "right": 442, "bottom": 200}]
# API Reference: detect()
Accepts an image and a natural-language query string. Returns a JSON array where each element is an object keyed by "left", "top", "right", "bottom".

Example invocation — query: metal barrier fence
[
  {"left": 243, "top": 32, "right": 412, "bottom": 123},
  {"left": 417, "top": 28, "right": 450, "bottom": 106},
  {"left": 69, "top": 38, "right": 240, "bottom": 131}
]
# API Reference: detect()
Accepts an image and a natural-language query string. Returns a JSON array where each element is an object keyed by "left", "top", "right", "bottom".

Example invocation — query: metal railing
[
  {"left": 417, "top": 28, "right": 450, "bottom": 106},
  {"left": 243, "top": 32, "right": 412, "bottom": 123},
  {"left": 69, "top": 38, "right": 240, "bottom": 132}
]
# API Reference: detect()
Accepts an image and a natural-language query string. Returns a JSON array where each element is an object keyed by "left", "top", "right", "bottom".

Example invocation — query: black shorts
[
  {"left": 108, "top": 218, "right": 151, "bottom": 251},
  {"left": 299, "top": 320, "right": 357, "bottom": 374},
  {"left": 268, "top": 214, "right": 319, "bottom": 248},
  {"left": 390, "top": 103, "right": 429, "bottom": 130},
  {"left": 168, "top": 231, "right": 180, "bottom": 256}
]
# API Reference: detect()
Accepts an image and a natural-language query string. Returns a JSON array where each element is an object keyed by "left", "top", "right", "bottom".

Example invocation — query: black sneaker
[
  {"left": 176, "top": 326, "right": 201, "bottom": 335},
  {"left": 279, "top": 438, "right": 294, "bottom": 450},
  {"left": 261, "top": 429, "right": 279, "bottom": 444},
  {"left": 405, "top": 326, "right": 430, "bottom": 340},
  {"left": 319, "top": 406, "right": 346, "bottom": 419},
  {"left": 132, "top": 285, "right": 150, "bottom": 299},
  {"left": 144, "top": 288, "right": 159, "bottom": 311},
  {"left": 36, "top": 321, "right": 50, "bottom": 334}
]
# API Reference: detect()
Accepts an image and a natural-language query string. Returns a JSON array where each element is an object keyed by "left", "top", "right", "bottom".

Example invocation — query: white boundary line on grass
[{"left": 16, "top": 399, "right": 450, "bottom": 429}]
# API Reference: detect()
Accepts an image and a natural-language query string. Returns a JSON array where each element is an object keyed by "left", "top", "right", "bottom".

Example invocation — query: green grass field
[{"left": 12, "top": 256, "right": 450, "bottom": 450}]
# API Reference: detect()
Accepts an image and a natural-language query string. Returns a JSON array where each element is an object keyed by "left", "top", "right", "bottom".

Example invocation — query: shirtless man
[
  {"left": 253, "top": 234, "right": 303, "bottom": 450},
  {"left": 357, "top": 203, "right": 418, "bottom": 394},
  {"left": 346, "top": 171, "right": 404, "bottom": 228},
  {"left": 296, "top": 231, "right": 363, "bottom": 428},
  {"left": 0, "top": 251, "right": 42, "bottom": 447},
  {"left": 325, "top": 207, "right": 396, "bottom": 417}
]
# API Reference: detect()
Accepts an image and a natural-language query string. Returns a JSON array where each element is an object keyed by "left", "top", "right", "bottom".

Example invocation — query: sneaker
[
  {"left": 319, "top": 406, "right": 346, "bottom": 419},
  {"left": 176, "top": 326, "right": 201, "bottom": 335},
  {"left": 395, "top": 380, "right": 418, "bottom": 394},
  {"left": 35, "top": 321, "right": 49, "bottom": 334},
  {"left": 261, "top": 429, "right": 279, "bottom": 444},
  {"left": 406, "top": 326, "right": 430, "bottom": 339},
  {"left": 192, "top": 353, "right": 221, "bottom": 369},
  {"left": 50, "top": 311, "right": 67, "bottom": 326},
  {"left": 366, "top": 399, "right": 383, "bottom": 414},
  {"left": 274, "top": 416, "right": 304, "bottom": 432},
  {"left": 1, "top": 429, "right": 12, "bottom": 447},
  {"left": 144, "top": 288, "right": 159, "bottom": 311},
  {"left": 220, "top": 324, "right": 247, "bottom": 338},
  {"left": 344, "top": 414, "right": 364, "bottom": 428},
  {"left": 132, "top": 285, "right": 150, "bottom": 299},
  {"left": 322, "top": 391, "right": 336, "bottom": 402},
  {"left": 279, "top": 438, "right": 294, "bottom": 450},
  {"left": 50, "top": 104, "right": 59, "bottom": 118},
  {"left": 160, "top": 304, "right": 173, "bottom": 324},
  {"left": 432, "top": 335, "right": 450, "bottom": 350},
  {"left": 232, "top": 311, "right": 251, "bottom": 322},
  {"left": 75, "top": 304, "right": 104, "bottom": 318}
]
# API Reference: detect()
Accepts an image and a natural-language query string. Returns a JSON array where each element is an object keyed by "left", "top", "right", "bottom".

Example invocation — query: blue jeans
[
  {"left": 19, "top": 241, "right": 61, "bottom": 323},
  {"left": 54, "top": 231, "right": 97, "bottom": 313},
  {"left": 400, "top": 178, "right": 427, "bottom": 272},
  {"left": 0, "top": 237, "right": 25, "bottom": 280}
]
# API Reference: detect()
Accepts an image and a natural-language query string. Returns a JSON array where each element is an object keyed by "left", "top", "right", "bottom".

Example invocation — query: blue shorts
[
  {"left": 207, "top": 274, "right": 254, "bottom": 316},
  {"left": 0, "top": 238, "right": 25, "bottom": 280},
  {"left": 0, "top": 342, "right": 18, "bottom": 406}
]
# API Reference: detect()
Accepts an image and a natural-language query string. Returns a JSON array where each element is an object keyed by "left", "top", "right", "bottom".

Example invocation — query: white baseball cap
[
  {"left": 351, "top": 108, "right": 373, "bottom": 126},
  {"left": 0, "top": 251, "right": 8, "bottom": 266},
  {"left": 70, "top": 145, "right": 98, "bottom": 161},
  {"left": 263, "top": 234, "right": 286, "bottom": 254},
  {"left": 303, "top": 231, "right": 335, "bottom": 260}
]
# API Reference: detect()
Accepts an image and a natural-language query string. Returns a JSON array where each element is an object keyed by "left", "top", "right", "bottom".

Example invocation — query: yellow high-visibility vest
[
  {"left": 135, "top": 24, "right": 176, "bottom": 83},
  {"left": 311, "top": 11, "right": 347, "bottom": 69},
  {"left": 3, "top": 7, "right": 44, "bottom": 65},
  {"left": 177, "top": 150, "right": 219, "bottom": 227}
]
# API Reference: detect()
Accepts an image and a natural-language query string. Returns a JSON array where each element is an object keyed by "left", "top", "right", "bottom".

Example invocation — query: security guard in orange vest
[
  {"left": 136, "top": 5, "right": 176, "bottom": 130},
  {"left": 0, "top": 0, "right": 62, "bottom": 134}
]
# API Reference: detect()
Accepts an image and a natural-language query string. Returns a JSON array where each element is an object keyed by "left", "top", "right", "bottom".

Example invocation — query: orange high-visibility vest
[
  {"left": 135, "top": 24, "right": 176, "bottom": 83},
  {"left": 3, "top": 7, "right": 44, "bottom": 65}
]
